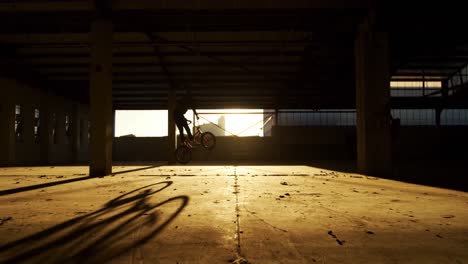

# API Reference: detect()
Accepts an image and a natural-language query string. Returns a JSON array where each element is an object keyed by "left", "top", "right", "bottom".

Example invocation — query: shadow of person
[{"left": 0, "top": 181, "right": 189, "bottom": 264}]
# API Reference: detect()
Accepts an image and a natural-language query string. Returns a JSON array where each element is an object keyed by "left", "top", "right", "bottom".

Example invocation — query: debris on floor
[
  {"left": 1, "top": 165, "right": 467, "bottom": 263},
  {"left": 0, "top": 216, "right": 12, "bottom": 225},
  {"left": 229, "top": 255, "right": 250, "bottom": 264},
  {"left": 328, "top": 230, "right": 345, "bottom": 245}
]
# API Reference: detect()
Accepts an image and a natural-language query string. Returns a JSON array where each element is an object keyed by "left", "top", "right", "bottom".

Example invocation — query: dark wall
[
  {"left": 192, "top": 136, "right": 276, "bottom": 161},
  {"left": 273, "top": 126, "right": 356, "bottom": 160},
  {"left": 113, "top": 136, "right": 275, "bottom": 162},
  {"left": 395, "top": 126, "right": 468, "bottom": 160},
  {"left": 4, "top": 79, "right": 463, "bottom": 166},
  {"left": 0, "top": 77, "right": 89, "bottom": 166},
  {"left": 113, "top": 137, "right": 168, "bottom": 161},
  {"left": 111, "top": 126, "right": 468, "bottom": 162}
]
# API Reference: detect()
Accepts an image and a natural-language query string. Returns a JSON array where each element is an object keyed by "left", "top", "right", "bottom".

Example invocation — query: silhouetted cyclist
[{"left": 173, "top": 95, "right": 199, "bottom": 143}]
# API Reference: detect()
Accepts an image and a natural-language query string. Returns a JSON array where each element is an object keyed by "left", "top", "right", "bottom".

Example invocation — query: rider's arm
[{"left": 193, "top": 108, "right": 200, "bottom": 119}]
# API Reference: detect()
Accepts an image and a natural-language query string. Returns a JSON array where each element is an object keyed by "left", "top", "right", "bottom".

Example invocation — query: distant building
[{"left": 199, "top": 116, "right": 225, "bottom": 136}]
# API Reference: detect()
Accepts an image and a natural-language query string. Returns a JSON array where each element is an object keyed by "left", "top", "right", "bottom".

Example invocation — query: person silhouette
[{"left": 173, "top": 94, "right": 199, "bottom": 144}]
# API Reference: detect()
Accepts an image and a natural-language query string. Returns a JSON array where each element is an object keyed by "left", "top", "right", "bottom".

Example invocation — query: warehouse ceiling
[{"left": 0, "top": 1, "right": 467, "bottom": 109}]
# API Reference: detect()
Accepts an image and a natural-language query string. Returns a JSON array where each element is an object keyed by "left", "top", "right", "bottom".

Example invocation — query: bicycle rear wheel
[
  {"left": 175, "top": 145, "right": 192, "bottom": 164},
  {"left": 201, "top": 132, "right": 216, "bottom": 150}
]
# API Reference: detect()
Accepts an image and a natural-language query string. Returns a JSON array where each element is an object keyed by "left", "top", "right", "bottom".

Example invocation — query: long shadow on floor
[
  {"left": 0, "top": 176, "right": 94, "bottom": 196},
  {"left": 0, "top": 181, "right": 189, "bottom": 264},
  {"left": 0, "top": 165, "right": 161, "bottom": 196}
]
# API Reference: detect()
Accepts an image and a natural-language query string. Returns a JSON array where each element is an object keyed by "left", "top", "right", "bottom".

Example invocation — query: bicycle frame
[
  {"left": 176, "top": 119, "right": 216, "bottom": 163},
  {"left": 184, "top": 121, "right": 203, "bottom": 147}
]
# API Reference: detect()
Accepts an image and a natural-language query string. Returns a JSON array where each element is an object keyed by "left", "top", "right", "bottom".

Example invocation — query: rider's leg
[
  {"left": 175, "top": 121, "right": 185, "bottom": 143},
  {"left": 182, "top": 121, "right": 193, "bottom": 141}
]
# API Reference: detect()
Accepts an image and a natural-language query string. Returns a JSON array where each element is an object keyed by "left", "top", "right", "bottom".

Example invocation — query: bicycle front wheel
[
  {"left": 201, "top": 132, "right": 216, "bottom": 150},
  {"left": 175, "top": 145, "right": 192, "bottom": 164}
]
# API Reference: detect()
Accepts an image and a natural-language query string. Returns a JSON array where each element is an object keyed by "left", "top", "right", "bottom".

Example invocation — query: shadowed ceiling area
[{"left": 0, "top": 0, "right": 467, "bottom": 109}]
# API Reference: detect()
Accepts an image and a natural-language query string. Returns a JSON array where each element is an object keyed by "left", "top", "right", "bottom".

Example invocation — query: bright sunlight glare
[
  {"left": 115, "top": 110, "right": 168, "bottom": 137},
  {"left": 115, "top": 109, "right": 267, "bottom": 137}
]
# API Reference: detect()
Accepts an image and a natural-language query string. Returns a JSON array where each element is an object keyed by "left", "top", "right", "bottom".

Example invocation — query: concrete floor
[{"left": 0, "top": 163, "right": 467, "bottom": 264}]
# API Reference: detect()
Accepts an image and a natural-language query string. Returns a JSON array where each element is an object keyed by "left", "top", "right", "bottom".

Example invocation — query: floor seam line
[{"left": 234, "top": 166, "right": 242, "bottom": 256}]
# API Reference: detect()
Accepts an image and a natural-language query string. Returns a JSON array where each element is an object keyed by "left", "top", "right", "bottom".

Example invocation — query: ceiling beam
[
  {"left": 29, "top": 61, "right": 304, "bottom": 68},
  {"left": 0, "top": 44, "right": 88, "bottom": 102},
  {"left": 0, "top": 1, "right": 372, "bottom": 13},
  {"left": 17, "top": 51, "right": 305, "bottom": 58},
  {"left": 0, "top": 2, "right": 91, "bottom": 12}
]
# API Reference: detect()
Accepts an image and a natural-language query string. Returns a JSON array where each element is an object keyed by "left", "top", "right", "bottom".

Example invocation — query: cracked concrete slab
[{"left": 0, "top": 165, "right": 467, "bottom": 263}]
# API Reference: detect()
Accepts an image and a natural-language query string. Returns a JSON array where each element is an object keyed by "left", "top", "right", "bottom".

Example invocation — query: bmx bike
[{"left": 175, "top": 120, "right": 216, "bottom": 164}]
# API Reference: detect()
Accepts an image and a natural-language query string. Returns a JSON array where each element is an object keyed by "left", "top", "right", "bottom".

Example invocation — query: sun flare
[{"left": 115, "top": 109, "right": 267, "bottom": 137}]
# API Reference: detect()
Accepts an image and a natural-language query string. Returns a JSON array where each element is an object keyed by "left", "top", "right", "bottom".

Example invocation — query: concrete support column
[
  {"left": 112, "top": 108, "right": 116, "bottom": 138},
  {"left": 168, "top": 89, "right": 176, "bottom": 164},
  {"left": 0, "top": 79, "right": 15, "bottom": 166},
  {"left": 355, "top": 18, "right": 392, "bottom": 177},
  {"left": 89, "top": 19, "right": 113, "bottom": 177}
]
